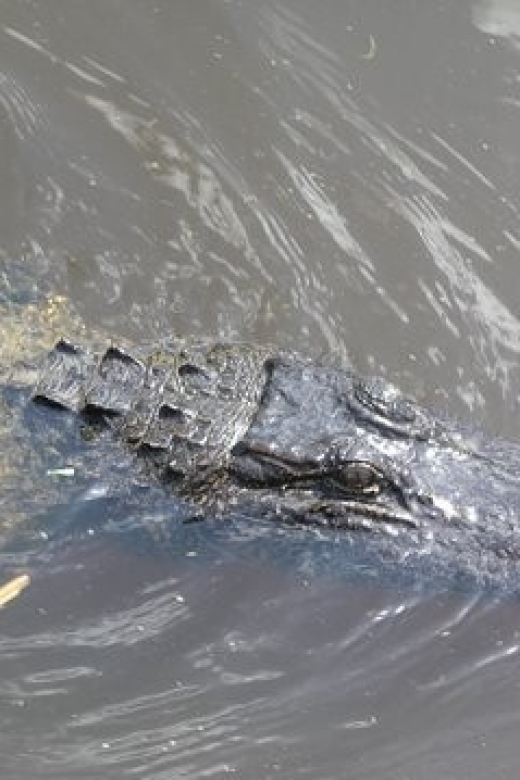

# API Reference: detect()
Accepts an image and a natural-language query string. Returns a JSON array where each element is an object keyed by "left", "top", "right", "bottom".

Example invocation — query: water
[{"left": 1, "top": 1, "right": 519, "bottom": 777}]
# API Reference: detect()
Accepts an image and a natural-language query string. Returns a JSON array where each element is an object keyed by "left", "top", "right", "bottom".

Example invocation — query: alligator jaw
[
  {"left": 241, "top": 484, "right": 422, "bottom": 532},
  {"left": 302, "top": 499, "right": 420, "bottom": 530}
]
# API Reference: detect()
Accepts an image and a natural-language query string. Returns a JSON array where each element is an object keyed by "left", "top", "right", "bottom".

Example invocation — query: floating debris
[
  {"left": 360, "top": 34, "right": 377, "bottom": 61},
  {"left": 0, "top": 573, "right": 31, "bottom": 607},
  {"left": 46, "top": 466, "right": 76, "bottom": 477}
]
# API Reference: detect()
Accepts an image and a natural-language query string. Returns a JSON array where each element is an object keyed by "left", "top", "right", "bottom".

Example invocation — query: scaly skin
[
  {"left": 30, "top": 339, "right": 520, "bottom": 551},
  {"left": 1, "top": 316, "right": 519, "bottom": 584}
]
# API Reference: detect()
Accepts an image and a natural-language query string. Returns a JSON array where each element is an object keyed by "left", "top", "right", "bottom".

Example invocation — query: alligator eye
[{"left": 332, "top": 461, "right": 385, "bottom": 496}]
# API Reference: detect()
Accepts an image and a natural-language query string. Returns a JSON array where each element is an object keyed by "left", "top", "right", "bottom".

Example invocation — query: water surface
[{"left": 1, "top": 1, "right": 520, "bottom": 777}]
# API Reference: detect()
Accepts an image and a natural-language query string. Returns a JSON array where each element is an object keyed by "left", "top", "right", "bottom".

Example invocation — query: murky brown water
[{"left": 1, "top": 1, "right": 520, "bottom": 777}]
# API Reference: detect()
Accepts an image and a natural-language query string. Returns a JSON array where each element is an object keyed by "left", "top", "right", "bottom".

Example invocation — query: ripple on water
[{"left": 1, "top": 533, "right": 520, "bottom": 778}]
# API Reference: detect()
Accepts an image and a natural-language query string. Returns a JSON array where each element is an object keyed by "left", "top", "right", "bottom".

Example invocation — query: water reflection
[{"left": 474, "top": 0, "right": 520, "bottom": 42}]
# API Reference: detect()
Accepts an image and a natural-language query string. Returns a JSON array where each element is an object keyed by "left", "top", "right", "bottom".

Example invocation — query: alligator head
[{"left": 228, "top": 357, "right": 520, "bottom": 548}]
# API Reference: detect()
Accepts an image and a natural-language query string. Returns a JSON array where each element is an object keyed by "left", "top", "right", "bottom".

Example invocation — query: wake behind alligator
[{"left": 4, "top": 334, "right": 520, "bottom": 585}]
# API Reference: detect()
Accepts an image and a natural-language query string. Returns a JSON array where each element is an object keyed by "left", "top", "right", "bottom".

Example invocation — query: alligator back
[{"left": 33, "top": 339, "right": 271, "bottom": 480}]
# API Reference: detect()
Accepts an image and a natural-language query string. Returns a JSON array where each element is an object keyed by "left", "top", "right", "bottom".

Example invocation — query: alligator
[{"left": 19, "top": 334, "right": 519, "bottom": 584}]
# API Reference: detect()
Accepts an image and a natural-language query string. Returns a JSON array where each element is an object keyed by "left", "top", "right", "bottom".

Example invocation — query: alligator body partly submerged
[{"left": 27, "top": 336, "right": 520, "bottom": 578}]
